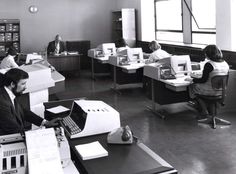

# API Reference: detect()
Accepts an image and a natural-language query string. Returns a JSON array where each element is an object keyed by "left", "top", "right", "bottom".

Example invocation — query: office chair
[{"left": 197, "top": 74, "right": 230, "bottom": 129}]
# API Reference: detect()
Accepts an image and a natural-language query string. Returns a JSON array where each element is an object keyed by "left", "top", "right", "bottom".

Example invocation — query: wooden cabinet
[
  {"left": 0, "top": 19, "right": 20, "bottom": 59},
  {"left": 112, "top": 9, "right": 136, "bottom": 47}
]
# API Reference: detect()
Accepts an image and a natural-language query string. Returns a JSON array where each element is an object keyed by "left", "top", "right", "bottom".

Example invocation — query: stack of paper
[
  {"left": 75, "top": 141, "right": 108, "bottom": 160},
  {"left": 46, "top": 105, "right": 70, "bottom": 114}
]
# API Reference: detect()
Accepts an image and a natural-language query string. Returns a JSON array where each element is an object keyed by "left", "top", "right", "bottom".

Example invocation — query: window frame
[
  {"left": 154, "top": 0, "right": 183, "bottom": 41},
  {"left": 154, "top": 0, "right": 216, "bottom": 45}
]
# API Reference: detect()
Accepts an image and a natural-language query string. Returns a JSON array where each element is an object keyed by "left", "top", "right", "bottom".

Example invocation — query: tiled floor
[{"left": 53, "top": 70, "right": 236, "bottom": 174}]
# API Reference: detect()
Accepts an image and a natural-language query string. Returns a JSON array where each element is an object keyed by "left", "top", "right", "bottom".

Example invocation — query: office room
[{"left": 0, "top": 0, "right": 236, "bottom": 173}]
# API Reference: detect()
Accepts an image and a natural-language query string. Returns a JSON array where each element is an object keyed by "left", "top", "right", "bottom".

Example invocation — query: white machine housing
[
  {"left": 0, "top": 134, "right": 27, "bottom": 174},
  {"left": 98, "top": 43, "right": 116, "bottom": 56},
  {"left": 88, "top": 48, "right": 97, "bottom": 58},
  {"left": 109, "top": 48, "right": 144, "bottom": 66},
  {"left": 64, "top": 100, "right": 121, "bottom": 139}
]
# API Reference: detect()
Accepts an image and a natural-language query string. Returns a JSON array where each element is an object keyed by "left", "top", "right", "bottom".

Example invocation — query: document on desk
[
  {"left": 46, "top": 105, "right": 70, "bottom": 114},
  {"left": 75, "top": 141, "right": 108, "bottom": 160},
  {"left": 25, "top": 128, "right": 63, "bottom": 174}
]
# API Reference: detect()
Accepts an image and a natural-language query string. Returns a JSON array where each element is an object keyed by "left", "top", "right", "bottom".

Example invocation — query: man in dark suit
[
  {"left": 0, "top": 68, "right": 61, "bottom": 135},
  {"left": 47, "top": 34, "right": 66, "bottom": 55}
]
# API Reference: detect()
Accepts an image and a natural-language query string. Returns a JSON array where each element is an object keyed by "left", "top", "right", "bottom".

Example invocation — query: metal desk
[
  {"left": 70, "top": 134, "right": 177, "bottom": 174},
  {"left": 143, "top": 64, "right": 191, "bottom": 118},
  {"left": 108, "top": 56, "right": 145, "bottom": 91},
  {"left": 88, "top": 50, "right": 111, "bottom": 80}
]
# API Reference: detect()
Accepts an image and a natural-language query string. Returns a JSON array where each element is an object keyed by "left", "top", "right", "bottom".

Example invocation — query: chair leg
[
  {"left": 214, "top": 117, "right": 231, "bottom": 125},
  {"left": 212, "top": 116, "right": 216, "bottom": 129},
  {"left": 197, "top": 101, "right": 231, "bottom": 129},
  {"left": 198, "top": 117, "right": 212, "bottom": 124}
]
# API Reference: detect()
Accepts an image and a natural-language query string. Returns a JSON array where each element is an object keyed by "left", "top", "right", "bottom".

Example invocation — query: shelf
[
  {"left": 112, "top": 9, "right": 136, "bottom": 47},
  {"left": 0, "top": 19, "right": 20, "bottom": 58},
  {"left": 0, "top": 31, "right": 19, "bottom": 33},
  {"left": 0, "top": 41, "right": 19, "bottom": 43}
]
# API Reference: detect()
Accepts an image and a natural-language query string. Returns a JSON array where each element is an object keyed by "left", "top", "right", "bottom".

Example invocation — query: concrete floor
[{"left": 53, "top": 70, "right": 236, "bottom": 174}]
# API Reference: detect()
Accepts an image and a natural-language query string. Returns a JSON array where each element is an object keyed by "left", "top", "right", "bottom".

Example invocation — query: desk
[
  {"left": 43, "top": 99, "right": 177, "bottom": 174},
  {"left": 47, "top": 54, "right": 81, "bottom": 72},
  {"left": 108, "top": 56, "right": 145, "bottom": 91},
  {"left": 88, "top": 49, "right": 111, "bottom": 80},
  {"left": 70, "top": 134, "right": 177, "bottom": 174},
  {"left": 143, "top": 64, "right": 190, "bottom": 118}
]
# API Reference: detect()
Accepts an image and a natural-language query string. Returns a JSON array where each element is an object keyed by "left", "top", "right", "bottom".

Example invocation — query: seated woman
[
  {"left": 116, "top": 38, "right": 129, "bottom": 53},
  {"left": 0, "top": 46, "right": 19, "bottom": 69},
  {"left": 187, "top": 45, "right": 229, "bottom": 119},
  {"left": 145, "top": 40, "right": 170, "bottom": 63}
]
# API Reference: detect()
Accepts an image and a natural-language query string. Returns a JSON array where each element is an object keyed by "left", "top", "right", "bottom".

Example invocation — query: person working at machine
[
  {"left": 47, "top": 34, "right": 66, "bottom": 55},
  {"left": 116, "top": 38, "right": 130, "bottom": 53},
  {"left": 144, "top": 40, "right": 170, "bottom": 63},
  {"left": 0, "top": 46, "right": 19, "bottom": 69},
  {"left": 0, "top": 68, "right": 61, "bottom": 135},
  {"left": 186, "top": 45, "right": 229, "bottom": 119}
]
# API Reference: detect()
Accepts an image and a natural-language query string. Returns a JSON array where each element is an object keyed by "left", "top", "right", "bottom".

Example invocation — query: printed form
[{"left": 25, "top": 128, "right": 63, "bottom": 174}]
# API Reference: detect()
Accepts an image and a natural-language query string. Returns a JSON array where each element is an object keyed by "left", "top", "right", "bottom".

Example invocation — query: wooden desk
[
  {"left": 43, "top": 99, "right": 177, "bottom": 174},
  {"left": 47, "top": 54, "right": 81, "bottom": 72}
]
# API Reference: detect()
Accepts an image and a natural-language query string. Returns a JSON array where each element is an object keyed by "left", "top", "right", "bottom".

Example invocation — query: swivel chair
[{"left": 197, "top": 74, "right": 230, "bottom": 129}]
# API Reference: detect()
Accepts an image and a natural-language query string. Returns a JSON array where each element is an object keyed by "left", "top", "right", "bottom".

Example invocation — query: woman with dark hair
[
  {"left": 187, "top": 44, "right": 229, "bottom": 119},
  {"left": 0, "top": 46, "right": 19, "bottom": 69},
  {"left": 116, "top": 38, "right": 129, "bottom": 53}
]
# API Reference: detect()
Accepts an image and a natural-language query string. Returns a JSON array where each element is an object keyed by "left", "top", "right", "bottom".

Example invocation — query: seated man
[
  {"left": 0, "top": 68, "right": 61, "bottom": 135},
  {"left": 47, "top": 34, "right": 66, "bottom": 55},
  {"left": 0, "top": 46, "right": 19, "bottom": 69}
]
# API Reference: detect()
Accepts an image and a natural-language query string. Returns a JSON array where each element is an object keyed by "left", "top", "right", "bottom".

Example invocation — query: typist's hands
[{"left": 44, "top": 118, "right": 63, "bottom": 128}]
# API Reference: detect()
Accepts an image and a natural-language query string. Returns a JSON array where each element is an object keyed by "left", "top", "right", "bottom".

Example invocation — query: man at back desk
[
  {"left": 47, "top": 34, "right": 66, "bottom": 55},
  {"left": 0, "top": 68, "right": 61, "bottom": 135}
]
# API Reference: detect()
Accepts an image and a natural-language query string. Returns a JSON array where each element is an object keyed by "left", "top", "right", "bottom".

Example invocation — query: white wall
[
  {"left": 216, "top": 0, "right": 232, "bottom": 50},
  {"left": 0, "top": 0, "right": 116, "bottom": 52},
  {"left": 216, "top": 0, "right": 236, "bottom": 51},
  {"left": 140, "top": 0, "right": 155, "bottom": 42}
]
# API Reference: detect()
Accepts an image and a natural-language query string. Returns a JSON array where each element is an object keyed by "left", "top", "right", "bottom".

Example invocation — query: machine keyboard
[{"left": 61, "top": 116, "right": 81, "bottom": 135}]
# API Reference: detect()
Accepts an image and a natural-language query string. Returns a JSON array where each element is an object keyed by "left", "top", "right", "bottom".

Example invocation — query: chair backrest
[{"left": 211, "top": 74, "right": 229, "bottom": 105}]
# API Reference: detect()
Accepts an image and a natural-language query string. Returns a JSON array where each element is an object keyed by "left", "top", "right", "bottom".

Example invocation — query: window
[
  {"left": 155, "top": 0, "right": 183, "bottom": 42},
  {"left": 154, "top": 0, "right": 216, "bottom": 45},
  {"left": 191, "top": 0, "right": 216, "bottom": 44}
]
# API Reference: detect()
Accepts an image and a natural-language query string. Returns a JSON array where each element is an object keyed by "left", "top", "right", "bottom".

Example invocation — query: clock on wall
[{"left": 29, "top": 5, "right": 38, "bottom": 13}]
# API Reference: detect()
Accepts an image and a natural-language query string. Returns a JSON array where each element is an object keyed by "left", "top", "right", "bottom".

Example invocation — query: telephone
[{"left": 107, "top": 125, "right": 133, "bottom": 144}]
